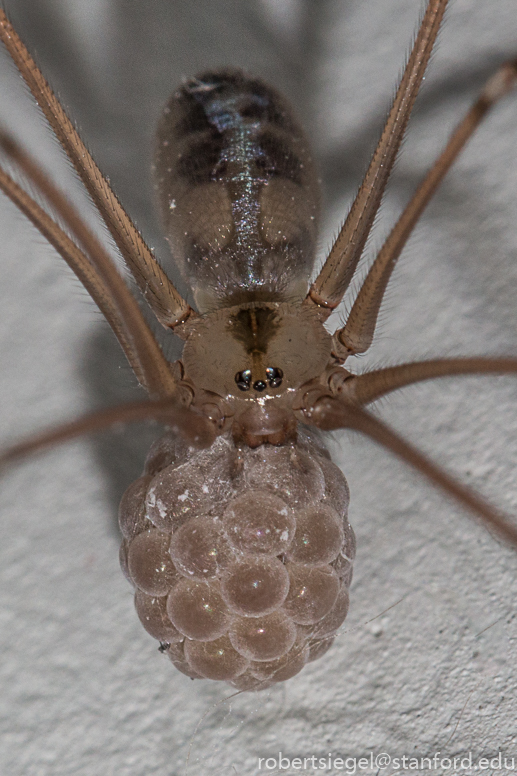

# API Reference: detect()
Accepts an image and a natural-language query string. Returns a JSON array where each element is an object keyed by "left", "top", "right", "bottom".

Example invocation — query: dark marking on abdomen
[{"left": 154, "top": 70, "right": 320, "bottom": 312}]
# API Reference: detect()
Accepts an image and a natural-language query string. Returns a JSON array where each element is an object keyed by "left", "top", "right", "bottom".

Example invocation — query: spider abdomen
[
  {"left": 119, "top": 429, "right": 355, "bottom": 689},
  {"left": 154, "top": 70, "right": 320, "bottom": 311}
]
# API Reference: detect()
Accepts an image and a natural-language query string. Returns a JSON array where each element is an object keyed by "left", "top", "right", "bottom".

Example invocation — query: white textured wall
[{"left": 1, "top": 1, "right": 517, "bottom": 775}]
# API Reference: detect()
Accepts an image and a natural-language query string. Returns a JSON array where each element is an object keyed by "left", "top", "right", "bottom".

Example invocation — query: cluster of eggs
[{"left": 119, "top": 428, "right": 355, "bottom": 690}]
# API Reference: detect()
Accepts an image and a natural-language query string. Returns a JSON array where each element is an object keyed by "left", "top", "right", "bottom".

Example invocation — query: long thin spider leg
[
  {"left": 339, "top": 357, "right": 517, "bottom": 406},
  {"left": 0, "top": 10, "right": 193, "bottom": 329},
  {"left": 298, "top": 397, "right": 517, "bottom": 547},
  {"left": 337, "top": 59, "right": 517, "bottom": 356},
  {"left": 0, "top": 398, "right": 216, "bottom": 468},
  {"left": 0, "top": 138, "right": 176, "bottom": 398},
  {"left": 306, "top": 0, "right": 448, "bottom": 313}
]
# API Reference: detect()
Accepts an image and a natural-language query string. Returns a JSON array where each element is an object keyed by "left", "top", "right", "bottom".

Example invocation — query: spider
[{"left": 3, "top": 0, "right": 516, "bottom": 768}]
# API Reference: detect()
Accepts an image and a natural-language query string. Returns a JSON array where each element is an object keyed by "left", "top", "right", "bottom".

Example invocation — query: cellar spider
[{"left": 1, "top": 0, "right": 517, "bottom": 773}]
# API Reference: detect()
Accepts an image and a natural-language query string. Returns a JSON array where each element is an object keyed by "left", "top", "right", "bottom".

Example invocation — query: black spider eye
[
  {"left": 265, "top": 366, "right": 283, "bottom": 388},
  {"left": 253, "top": 379, "right": 267, "bottom": 392},
  {"left": 235, "top": 369, "right": 252, "bottom": 391}
]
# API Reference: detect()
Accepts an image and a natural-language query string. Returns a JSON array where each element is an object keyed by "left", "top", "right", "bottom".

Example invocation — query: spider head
[{"left": 180, "top": 301, "right": 332, "bottom": 444}]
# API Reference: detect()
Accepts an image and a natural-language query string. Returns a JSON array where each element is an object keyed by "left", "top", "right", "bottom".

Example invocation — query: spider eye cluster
[
  {"left": 235, "top": 367, "right": 283, "bottom": 392},
  {"left": 265, "top": 366, "right": 283, "bottom": 387},
  {"left": 235, "top": 369, "right": 252, "bottom": 390}
]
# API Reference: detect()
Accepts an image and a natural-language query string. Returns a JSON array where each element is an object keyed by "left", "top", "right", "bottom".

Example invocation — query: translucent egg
[
  {"left": 167, "top": 640, "right": 203, "bottom": 679},
  {"left": 169, "top": 516, "right": 232, "bottom": 578},
  {"left": 245, "top": 445, "right": 325, "bottom": 508},
  {"left": 127, "top": 529, "right": 178, "bottom": 596},
  {"left": 134, "top": 591, "right": 183, "bottom": 643},
  {"left": 144, "top": 432, "right": 192, "bottom": 477},
  {"left": 166, "top": 578, "right": 230, "bottom": 641},
  {"left": 229, "top": 672, "right": 274, "bottom": 692},
  {"left": 333, "top": 553, "right": 354, "bottom": 587},
  {"left": 297, "top": 427, "right": 333, "bottom": 461},
  {"left": 221, "top": 557, "right": 290, "bottom": 616},
  {"left": 222, "top": 490, "right": 295, "bottom": 556},
  {"left": 287, "top": 504, "right": 344, "bottom": 565},
  {"left": 145, "top": 466, "right": 213, "bottom": 533},
  {"left": 184, "top": 635, "right": 249, "bottom": 680},
  {"left": 145, "top": 438, "right": 234, "bottom": 532},
  {"left": 283, "top": 563, "right": 339, "bottom": 625},
  {"left": 118, "top": 475, "right": 153, "bottom": 540},
  {"left": 251, "top": 639, "right": 309, "bottom": 683},
  {"left": 229, "top": 610, "right": 297, "bottom": 661},
  {"left": 317, "top": 453, "right": 350, "bottom": 515},
  {"left": 304, "top": 583, "right": 349, "bottom": 639}
]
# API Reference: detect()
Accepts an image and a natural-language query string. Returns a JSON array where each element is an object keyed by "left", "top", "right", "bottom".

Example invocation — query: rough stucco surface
[{"left": 1, "top": 1, "right": 517, "bottom": 775}]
